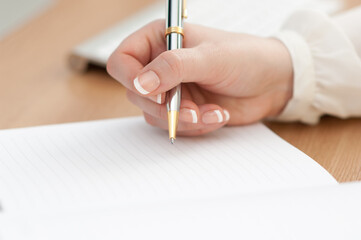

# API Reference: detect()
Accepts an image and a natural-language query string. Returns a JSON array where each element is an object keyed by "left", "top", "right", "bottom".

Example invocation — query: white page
[
  {"left": 71, "top": 0, "right": 341, "bottom": 67},
  {"left": 0, "top": 117, "right": 336, "bottom": 216},
  {"left": 2, "top": 182, "right": 360, "bottom": 240}
]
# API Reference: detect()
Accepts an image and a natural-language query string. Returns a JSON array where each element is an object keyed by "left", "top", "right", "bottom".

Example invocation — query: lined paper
[{"left": 0, "top": 117, "right": 336, "bottom": 214}]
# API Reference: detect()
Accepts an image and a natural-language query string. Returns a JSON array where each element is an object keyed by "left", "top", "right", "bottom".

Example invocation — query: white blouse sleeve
[{"left": 274, "top": 7, "right": 361, "bottom": 124}]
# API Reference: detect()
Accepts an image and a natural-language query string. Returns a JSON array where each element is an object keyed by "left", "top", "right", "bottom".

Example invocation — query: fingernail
[
  {"left": 133, "top": 71, "right": 160, "bottom": 95},
  {"left": 148, "top": 94, "right": 162, "bottom": 104},
  {"left": 224, "top": 109, "right": 230, "bottom": 121},
  {"left": 202, "top": 110, "right": 223, "bottom": 124},
  {"left": 179, "top": 108, "right": 198, "bottom": 123}
]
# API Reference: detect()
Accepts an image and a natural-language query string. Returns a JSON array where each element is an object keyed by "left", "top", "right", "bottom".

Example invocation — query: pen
[{"left": 165, "top": 0, "right": 187, "bottom": 144}]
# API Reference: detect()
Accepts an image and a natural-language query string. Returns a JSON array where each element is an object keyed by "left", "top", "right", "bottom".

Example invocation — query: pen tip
[{"left": 170, "top": 138, "right": 175, "bottom": 144}]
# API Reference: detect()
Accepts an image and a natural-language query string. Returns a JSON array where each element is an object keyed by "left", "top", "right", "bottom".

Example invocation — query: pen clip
[{"left": 182, "top": 0, "right": 188, "bottom": 19}]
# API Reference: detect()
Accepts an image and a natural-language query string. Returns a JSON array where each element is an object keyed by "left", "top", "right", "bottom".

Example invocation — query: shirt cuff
[{"left": 273, "top": 10, "right": 361, "bottom": 124}]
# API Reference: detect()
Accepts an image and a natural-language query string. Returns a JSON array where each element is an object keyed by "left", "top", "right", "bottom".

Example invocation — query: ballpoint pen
[{"left": 165, "top": 0, "right": 187, "bottom": 144}]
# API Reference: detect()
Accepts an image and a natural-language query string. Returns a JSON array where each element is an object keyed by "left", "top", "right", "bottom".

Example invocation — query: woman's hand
[{"left": 107, "top": 20, "right": 293, "bottom": 136}]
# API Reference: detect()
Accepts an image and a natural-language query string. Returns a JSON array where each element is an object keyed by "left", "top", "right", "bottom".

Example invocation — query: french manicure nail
[
  {"left": 133, "top": 71, "right": 160, "bottom": 95},
  {"left": 179, "top": 108, "right": 198, "bottom": 123},
  {"left": 224, "top": 109, "right": 230, "bottom": 121},
  {"left": 156, "top": 94, "right": 162, "bottom": 104},
  {"left": 148, "top": 94, "right": 162, "bottom": 104},
  {"left": 202, "top": 110, "right": 223, "bottom": 124}
]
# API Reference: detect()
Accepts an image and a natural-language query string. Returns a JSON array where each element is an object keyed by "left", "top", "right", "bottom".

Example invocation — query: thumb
[{"left": 133, "top": 47, "right": 212, "bottom": 96}]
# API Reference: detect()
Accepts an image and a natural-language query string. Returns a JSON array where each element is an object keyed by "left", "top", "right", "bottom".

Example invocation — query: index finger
[{"left": 107, "top": 19, "right": 166, "bottom": 90}]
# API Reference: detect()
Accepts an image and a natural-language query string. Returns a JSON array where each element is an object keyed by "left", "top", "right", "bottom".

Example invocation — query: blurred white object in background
[
  {"left": 0, "top": 0, "right": 54, "bottom": 40},
  {"left": 69, "top": 0, "right": 342, "bottom": 71}
]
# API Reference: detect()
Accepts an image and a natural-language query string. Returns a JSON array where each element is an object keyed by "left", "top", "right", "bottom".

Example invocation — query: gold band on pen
[
  {"left": 168, "top": 110, "right": 179, "bottom": 140},
  {"left": 165, "top": 26, "right": 184, "bottom": 38}
]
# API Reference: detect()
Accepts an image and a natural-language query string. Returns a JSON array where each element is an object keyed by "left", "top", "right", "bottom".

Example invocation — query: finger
[
  {"left": 107, "top": 20, "right": 166, "bottom": 91},
  {"left": 147, "top": 93, "right": 165, "bottom": 104},
  {"left": 198, "top": 104, "right": 230, "bottom": 125},
  {"left": 141, "top": 103, "right": 230, "bottom": 132},
  {"left": 144, "top": 112, "right": 201, "bottom": 131},
  {"left": 131, "top": 47, "right": 219, "bottom": 96},
  {"left": 145, "top": 82, "right": 200, "bottom": 105},
  {"left": 131, "top": 25, "right": 237, "bottom": 97},
  {"left": 127, "top": 90, "right": 200, "bottom": 124},
  {"left": 107, "top": 19, "right": 233, "bottom": 100},
  {"left": 107, "top": 20, "right": 212, "bottom": 96},
  {"left": 143, "top": 112, "right": 227, "bottom": 136}
]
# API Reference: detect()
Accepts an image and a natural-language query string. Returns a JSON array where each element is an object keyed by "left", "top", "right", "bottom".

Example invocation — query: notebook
[
  {"left": 69, "top": 0, "right": 342, "bottom": 70},
  {"left": 0, "top": 116, "right": 348, "bottom": 239}
]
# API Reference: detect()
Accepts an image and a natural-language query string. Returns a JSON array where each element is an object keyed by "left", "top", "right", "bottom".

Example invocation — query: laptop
[{"left": 69, "top": 0, "right": 341, "bottom": 71}]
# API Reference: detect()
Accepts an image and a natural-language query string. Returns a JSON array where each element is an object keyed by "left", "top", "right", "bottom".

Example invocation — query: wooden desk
[{"left": 0, "top": 0, "right": 360, "bottom": 182}]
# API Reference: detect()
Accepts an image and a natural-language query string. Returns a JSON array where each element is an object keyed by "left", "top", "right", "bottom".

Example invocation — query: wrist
[{"left": 266, "top": 38, "right": 294, "bottom": 117}]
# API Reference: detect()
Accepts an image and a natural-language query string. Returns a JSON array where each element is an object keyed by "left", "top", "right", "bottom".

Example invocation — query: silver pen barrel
[
  {"left": 167, "top": 85, "right": 181, "bottom": 112},
  {"left": 166, "top": 0, "right": 185, "bottom": 143},
  {"left": 166, "top": 0, "right": 183, "bottom": 52},
  {"left": 166, "top": 0, "right": 183, "bottom": 113}
]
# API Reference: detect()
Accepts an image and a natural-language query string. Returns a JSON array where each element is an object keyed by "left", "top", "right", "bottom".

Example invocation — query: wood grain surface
[{"left": 0, "top": 0, "right": 360, "bottom": 182}]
